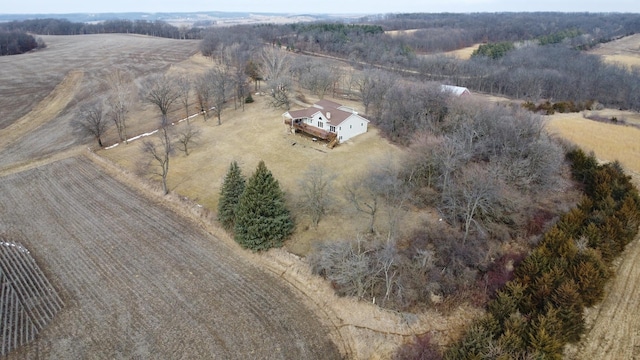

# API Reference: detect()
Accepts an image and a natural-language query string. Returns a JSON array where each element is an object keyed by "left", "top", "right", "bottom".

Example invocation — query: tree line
[
  {"left": 0, "top": 18, "right": 202, "bottom": 39},
  {"left": 440, "top": 149, "right": 640, "bottom": 359},
  {"left": 0, "top": 30, "right": 44, "bottom": 55}
]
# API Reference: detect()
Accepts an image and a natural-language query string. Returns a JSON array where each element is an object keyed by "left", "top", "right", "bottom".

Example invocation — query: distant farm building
[
  {"left": 1, "top": 241, "right": 63, "bottom": 357},
  {"left": 283, "top": 99, "right": 370, "bottom": 148},
  {"left": 441, "top": 85, "right": 471, "bottom": 97}
]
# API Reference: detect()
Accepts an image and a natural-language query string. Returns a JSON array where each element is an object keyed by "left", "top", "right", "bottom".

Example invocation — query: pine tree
[
  {"left": 217, "top": 161, "right": 246, "bottom": 231},
  {"left": 234, "top": 160, "right": 294, "bottom": 251}
]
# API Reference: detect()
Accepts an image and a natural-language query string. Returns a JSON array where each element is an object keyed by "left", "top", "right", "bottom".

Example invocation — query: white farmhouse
[
  {"left": 282, "top": 99, "right": 369, "bottom": 148},
  {"left": 441, "top": 85, "right": 471, "bottom": 96}
]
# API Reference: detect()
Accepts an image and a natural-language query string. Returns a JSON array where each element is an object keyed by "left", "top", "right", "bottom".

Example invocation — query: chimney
[{"left": 326, "top": 111, "right": 331, "bottom": 120}]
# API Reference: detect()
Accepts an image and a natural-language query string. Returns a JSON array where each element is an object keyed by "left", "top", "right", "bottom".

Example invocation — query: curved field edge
[
  {"left": 0, "top": 70, "right": 83, "bottom": 152},
  {"left": 86, "top": 150, "right": 481, "bottom": 359},
  {"left": 0, "top": 155, "right": 340, "bottom": 359}
]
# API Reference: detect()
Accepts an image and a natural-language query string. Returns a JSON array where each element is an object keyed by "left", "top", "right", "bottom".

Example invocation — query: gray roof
[{"left": 284, "top": 100, "right": 368, "bottom": 127}]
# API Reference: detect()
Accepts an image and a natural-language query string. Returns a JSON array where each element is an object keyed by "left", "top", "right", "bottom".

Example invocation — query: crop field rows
[
  {"left": 0, "top": 156, "right": 340, "bottom": 359},
  {"left": 1, "top": 241, "right": 63, "bottom": 357}
]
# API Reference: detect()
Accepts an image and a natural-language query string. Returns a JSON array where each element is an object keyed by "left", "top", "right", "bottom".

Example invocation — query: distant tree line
[
  {"left": 0, "top": 30, "right": 44, "bottom": 55},
  {"left": 420, "top": 45, "right": 640, "bottom": 110},
  {"left": 197, "top": 12, "right": 640, "bottom": 110},
  {"left": 0, "top": 18, "right": 203, "bottom": 39},
  {"left": 368, "top": 12, "right": 640, "bottom": 46}
]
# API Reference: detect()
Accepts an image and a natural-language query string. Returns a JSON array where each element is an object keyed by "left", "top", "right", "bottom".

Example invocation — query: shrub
[
  {"left": 217, "top": 161, "right": 245, "bottom": 231},
  {"left": 234, "top": 161, "right": 294, "bottom": 251}
]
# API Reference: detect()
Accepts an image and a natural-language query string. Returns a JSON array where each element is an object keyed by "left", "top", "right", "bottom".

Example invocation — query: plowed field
[
  {"left": 0, "top": 34, "right": 342, "bottom": 359},
  {"left": 0, "top": 155, "right": 340, "bottom": 359}
]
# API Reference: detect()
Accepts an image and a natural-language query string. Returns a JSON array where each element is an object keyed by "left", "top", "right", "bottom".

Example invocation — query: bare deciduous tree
[
  {"left": 74, "top": 101, "right": 110, "bottom": 147},
  {"left": 143, "top": 74, "right": 180, "bottom": 127},
  {"left": 297, "top": 165, "right": 336, "bottom": 228},
  {"left": 195, "top": 76, "right": 212, "bottom": 121},
  {"left": 309, "top": 237, "right": 377, "bottom": 299},
  {"left": 260, "top": 46, "right": 293, "bottom": 110},
  {"left": 176, "top": 124, "right": 201, "bottom": 156},
  {"left": 267, "top": 77, "right": 293, "bottom": 110},
  {"left": 300, "top": 61, "right": 339, "bottom": 99},
  {"left": 223, "top": 43, "right": 251, "bottom": 111},
  {"left": 443, "top": 164, "right": 501, "bottom": 243},
  {"left": 345, "top": 174, "right": 381, "bottom": 235},
  {"left": 346, "top": 156, "right": 409, "bottom": 238},
  {"left": 355, "top": 68, "right": 396, "bottom": 117},
  {"left": 142, "top": 74, "right": 180, "bottom": 195},
  {"left": 207, "top": 66, "right": 233, "bottom": 125},
  {"left": 142, "top": 128, "right": 173, "bottom": 195},
  {"left": 177, "top": 75, "right": 192, "bottom": 123},
  {"left": 375, "top": 240, "right": 398, "bottom": 302},
  {"left": 106, "top": 70, "right": 133, "bottom": 143}
]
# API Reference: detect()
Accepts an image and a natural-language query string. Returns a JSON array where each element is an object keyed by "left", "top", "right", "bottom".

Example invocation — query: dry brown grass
[
  {"left": 444, "top": 44, "right": 480, "bottom": 60},
  {"left": 546, "top": 112, "right": 640, "bottom": 181},
  {"left": 588, "top": 33, "right": 640, "bottom": 69},
  {"left": 101, "top": 88, "right": 408, "bottom": 255}
]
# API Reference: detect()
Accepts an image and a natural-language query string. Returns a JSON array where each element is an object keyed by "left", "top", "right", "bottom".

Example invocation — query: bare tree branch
[{"left": 73, "top": 101, "right": 110, "bottom": 147}]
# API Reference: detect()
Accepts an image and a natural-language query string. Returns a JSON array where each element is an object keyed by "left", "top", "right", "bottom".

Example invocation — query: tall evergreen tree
[
  {"left": 234, "top": 160, "right": 294, "bottom": 251},
  {"left": 218, "top": 161, "right": 246, "bottom": 231}
]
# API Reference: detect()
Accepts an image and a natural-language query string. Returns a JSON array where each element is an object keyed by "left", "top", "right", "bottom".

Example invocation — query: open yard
[{"left": 100, "top": 91, "right": 408, "bottom": 255}]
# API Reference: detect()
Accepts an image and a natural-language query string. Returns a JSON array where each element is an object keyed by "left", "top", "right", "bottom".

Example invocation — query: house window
[
  {"left": 318, "top": 121, "right": 323, "bottom": 128},
  {"left": 339, "top": 136, "right": 343, "bottom": 140},
  {"left": 339, "top": 127, "right": 341, "bottom": 130},
  {"left": 350, "top": 125, "right": 352, "bottom": 129},
  {"left": 329, "top": 126, "right": 336, "bottom": 132},
  {"left": 361, "top": 123, "right": 364, "bottom": 126}
]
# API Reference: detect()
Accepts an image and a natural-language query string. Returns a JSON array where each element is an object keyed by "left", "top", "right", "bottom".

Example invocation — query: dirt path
[{"left": 0, "top": 71, "right": 83, "bottom": 153}]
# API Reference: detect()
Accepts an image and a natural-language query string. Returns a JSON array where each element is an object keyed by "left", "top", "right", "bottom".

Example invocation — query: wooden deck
[{"left": 284, "top": 118, "right": 338, "bottom": 148}]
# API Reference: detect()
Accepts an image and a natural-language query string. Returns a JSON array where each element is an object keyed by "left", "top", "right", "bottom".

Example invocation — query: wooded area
[{"left": 0, "top": 31, "right": 42, "bottom": 55}]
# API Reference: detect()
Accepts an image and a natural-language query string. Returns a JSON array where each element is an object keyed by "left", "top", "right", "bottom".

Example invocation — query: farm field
[
  {"left": 443, "top": 44, "right": 480, "bottom": 59},
  {"left": 0, "top": 34, "right": 346, "bottom": 359},
  {"left": 588, "top": 33, "right": 640, "bottom": 69},
  {"left": 0, "top": 155, "right": 340, "bottom": 358},
  {"left": 0, "top": 34, "right": 201, "bottom": 169},
  {"left": 546, "top": 114, "right": 640, "bottom": 179}
]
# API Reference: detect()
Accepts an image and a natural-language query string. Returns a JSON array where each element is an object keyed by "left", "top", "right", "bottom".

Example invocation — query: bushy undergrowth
[
  {"left": 522, "top": 99, "right": 597, "bottom": 115},
  {"left": 444, "top": 149, "right": 640, "bottom": 359},
  {"left": 310, "top": 102, "right": 570, "bottom": 311}
]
